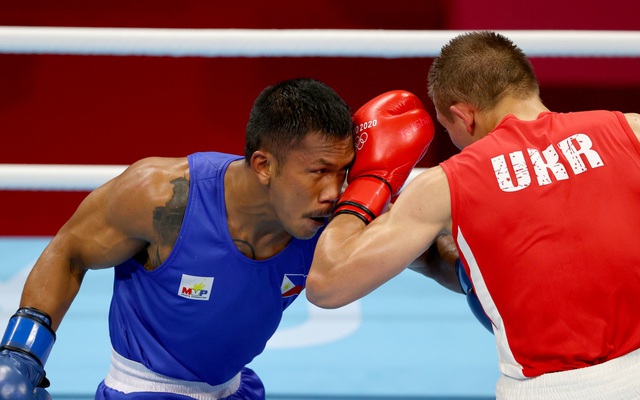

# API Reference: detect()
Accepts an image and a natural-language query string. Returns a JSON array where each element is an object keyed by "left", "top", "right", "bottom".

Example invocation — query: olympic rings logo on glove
[{"left": 355, "top": 132, "right": 369, "bottom": 151}]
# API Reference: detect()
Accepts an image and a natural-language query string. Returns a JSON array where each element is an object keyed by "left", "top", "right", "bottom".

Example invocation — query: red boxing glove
[{"left": 334, "top": 90, "right": 434, "bottom": 224}]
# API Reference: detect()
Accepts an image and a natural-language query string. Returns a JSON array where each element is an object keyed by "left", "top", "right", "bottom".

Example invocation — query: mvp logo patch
[{"left": 178, "top": 274, "right": 214, "bottom": 301}]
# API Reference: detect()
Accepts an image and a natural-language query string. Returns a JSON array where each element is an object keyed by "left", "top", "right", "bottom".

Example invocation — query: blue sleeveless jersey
[{"left": 108, "top": 152, "right": 320, "bottom": 385}]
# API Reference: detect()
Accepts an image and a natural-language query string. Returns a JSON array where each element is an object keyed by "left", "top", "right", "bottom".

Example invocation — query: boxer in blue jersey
[{"left": 0, "top": 78, "right": 355, "bottom": 399}]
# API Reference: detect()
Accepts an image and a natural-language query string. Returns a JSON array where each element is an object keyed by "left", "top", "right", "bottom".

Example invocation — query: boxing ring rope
[
  {"left": 0, "top": 164, "right": 128, "bottom": 191},
  {"left": 1, "top": 28, "right": 639, "bottom": 191},
  {"left": 0, "top": 164, "right": 427, "bottom": 191},
  {"left": 1, "top": 27, "right": 640, "bottom": 58},
  {"left": 6, "top": 164, "right": 419, "bottom": 191}
]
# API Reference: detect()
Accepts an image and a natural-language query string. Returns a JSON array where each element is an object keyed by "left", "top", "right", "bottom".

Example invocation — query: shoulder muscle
[
  {"left": 106, "top": 157, "right": 190, "bottom": 240},
  {"left": 53, "top": 157, "right": 189, "bottom": 269}
]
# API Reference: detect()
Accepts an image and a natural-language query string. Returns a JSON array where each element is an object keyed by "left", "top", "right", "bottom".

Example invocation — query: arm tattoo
[{"left": 153, "top": 176, "right": 189, "bottom": 246}]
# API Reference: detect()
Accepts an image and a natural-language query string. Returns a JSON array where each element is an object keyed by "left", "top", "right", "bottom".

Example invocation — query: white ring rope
[
  {"left": 0, "top": 27, "right": 639, "bottom": 58},
  {"left": 0, "top": 164, "right": 425, "bottom": 191},
  {"left": 0, "top": 164, "right": 128, "bottom": 191},
  {"left": 2, "top": 28, "right": 638, "bottom": 191}
]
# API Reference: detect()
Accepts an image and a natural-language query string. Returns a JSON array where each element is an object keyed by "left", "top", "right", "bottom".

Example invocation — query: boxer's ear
[
  {"left": 251, "top": 150, "right": 274, "bottom": 186},
  {"left": 450, "top": 103, "right": 476, "bottom": 136}
]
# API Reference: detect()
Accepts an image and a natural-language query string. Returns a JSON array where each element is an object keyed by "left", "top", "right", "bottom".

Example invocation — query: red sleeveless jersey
[{"left": 441, "top": 111, "right": 640, "bottom": 378}]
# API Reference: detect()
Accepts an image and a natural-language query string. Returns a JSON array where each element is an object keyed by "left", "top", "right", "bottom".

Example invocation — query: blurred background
[
  {"left": 1, "top": 0, "right": 639, "bottom": 235},
  {"left": 0, "top": 1, "right": 638, "bottom": 398}
]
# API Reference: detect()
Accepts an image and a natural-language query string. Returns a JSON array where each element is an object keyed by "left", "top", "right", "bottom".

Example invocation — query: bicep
[{"left": 373, "top": 167, "right": 452, "bottom": 268}]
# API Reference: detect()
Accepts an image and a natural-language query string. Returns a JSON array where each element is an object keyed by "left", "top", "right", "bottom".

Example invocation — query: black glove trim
[
  {"left": 334, "top": 200, "right": 376, "bottom": 223},
  {"left": 0, "top": 345, "right": 44, "bottom": 367},
  {"left": 38, "top": 372, "right": 51, "bottom": 389},
  {"left": 333, "top": 208, "right": 371, "bottom": 225},
  {"left": 16, "top": 307, "right": 53, "bottom": 328}
]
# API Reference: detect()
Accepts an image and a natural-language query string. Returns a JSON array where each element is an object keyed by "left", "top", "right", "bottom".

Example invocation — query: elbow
[{"left": 305, "top": 272, "right": 349, "bottom": 309}]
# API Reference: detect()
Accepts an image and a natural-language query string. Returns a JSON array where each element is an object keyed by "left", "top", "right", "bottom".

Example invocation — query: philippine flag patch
[
  {"left": 178, "top": 274, "right": 214, "bottom": 301},
  {"left": 280, "top": 274, "right": 306, "bottom": 298}
]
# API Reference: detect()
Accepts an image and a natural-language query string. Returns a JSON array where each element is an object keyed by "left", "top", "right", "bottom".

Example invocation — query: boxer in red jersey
[{"left": 307, "top": 31, "right": 640, "bottom": 399}]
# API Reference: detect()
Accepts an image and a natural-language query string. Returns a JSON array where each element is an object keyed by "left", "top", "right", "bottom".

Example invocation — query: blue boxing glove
[
  {"left": 0, "top": 307, "right": 55, "bottom": 399},
  {"left": 456, "top": 259, "right": 494, "bottom": 333}
]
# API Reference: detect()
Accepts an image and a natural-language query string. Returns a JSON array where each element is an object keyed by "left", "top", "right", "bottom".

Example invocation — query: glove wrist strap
[
  {"left": 1, "top": 307, "right": 56, "bottom": 366},
  {"left": 334, "top": 176, "right": 391, "bottom": 224}
]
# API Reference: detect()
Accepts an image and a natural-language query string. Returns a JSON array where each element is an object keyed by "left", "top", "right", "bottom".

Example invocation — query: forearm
[
  {"left": 19, "top": 244, "right": 87, "bottom": 332},
  {"left": 308, "top": 211, "right": 424, "bottom": 308},
  {"left": 0, "top": 242, "right": 83, "bottom": 394}
]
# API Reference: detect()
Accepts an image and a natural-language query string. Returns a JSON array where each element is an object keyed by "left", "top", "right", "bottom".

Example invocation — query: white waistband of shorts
[
  {"left": 496, "top": 347, "right": 640, "bottom": 399},
  {"left": 104, "top": 348, "right": 241, "bottom": 399}
]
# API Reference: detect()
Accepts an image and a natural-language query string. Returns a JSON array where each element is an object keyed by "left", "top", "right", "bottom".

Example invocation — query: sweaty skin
[{"left": 21, "top": 157, "right": 188, "bottom": 330}]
